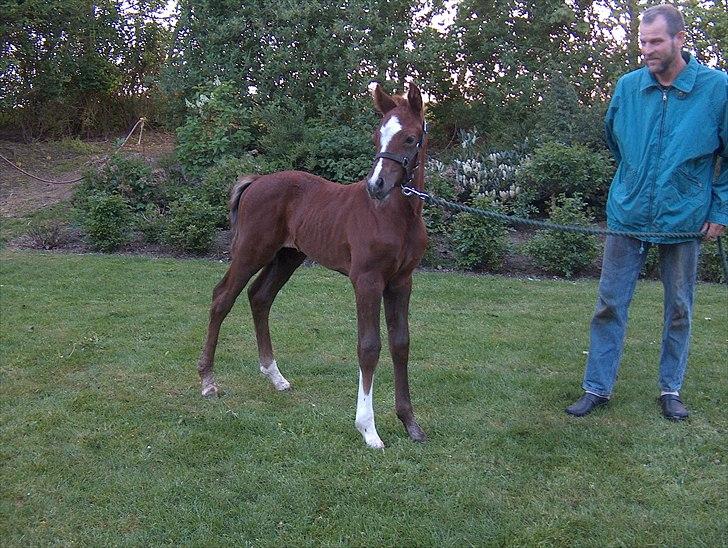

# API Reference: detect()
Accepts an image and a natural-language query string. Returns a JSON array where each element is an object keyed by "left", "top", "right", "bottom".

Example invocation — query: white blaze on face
[
  {"left": 355, "top": 370, "right": 384, "bottom": 448},
  {"left": 368, "top": 115, "right": 402, "bottom": 187}
]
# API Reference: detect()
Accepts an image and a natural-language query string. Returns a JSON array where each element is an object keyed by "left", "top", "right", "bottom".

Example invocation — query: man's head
[{"left": 639, "top": 4, "right": 686, "bottom": 79}]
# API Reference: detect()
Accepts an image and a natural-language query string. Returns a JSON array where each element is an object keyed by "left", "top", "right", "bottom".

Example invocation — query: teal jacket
[{"left": 605, "top": 53, "right": 728, "bottom": 243}]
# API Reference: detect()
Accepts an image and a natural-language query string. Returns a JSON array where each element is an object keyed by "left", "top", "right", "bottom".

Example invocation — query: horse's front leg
[
  {"left": 351, "top": 272, "right": 385, "bottom": 449},
  {"left": 384, "top": 275, "right": 426, "bottom": 442}
]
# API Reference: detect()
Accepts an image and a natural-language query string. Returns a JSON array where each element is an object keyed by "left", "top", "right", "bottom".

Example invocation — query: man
[{"left": 565, "top": 4, "right": 727, "bottom": 421}]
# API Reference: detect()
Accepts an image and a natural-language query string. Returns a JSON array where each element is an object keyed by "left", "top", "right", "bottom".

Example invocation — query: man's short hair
[{"left": 641, "top": 4, "right": 685, "bottom": 37}]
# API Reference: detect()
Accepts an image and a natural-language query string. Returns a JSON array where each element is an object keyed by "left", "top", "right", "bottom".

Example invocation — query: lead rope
[
  {"left": 0, "top": 117, "right": 146, "bottom": 185},
  {"left": 401, "top": 185, "right": 728, "bottom": 285}
]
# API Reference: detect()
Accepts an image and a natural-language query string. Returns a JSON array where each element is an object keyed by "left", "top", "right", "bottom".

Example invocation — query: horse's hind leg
[
  {"left": 384, "top": 275, "right": 426, "bottom": 442},
  {"left": 197, "top": 258, "right": 264, "bottom": 397},
  {"left": 247, "top": 248, "right": 306, "bottom": 390}
]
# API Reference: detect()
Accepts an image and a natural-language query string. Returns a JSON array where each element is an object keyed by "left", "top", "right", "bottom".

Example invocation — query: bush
[
  {"left": 253, "top": 98, "right": 376, "bottom": 182},
  {"left": 164, "top": 193, "right": 219, "bottom": 253},
  {"left": 79, "top": 191, "right": 133, "bottom": 252},
  {"left": 76, "top": 155, "right": 158, "bottom": 212},
  {"left": 420, "top": 167, "right": 458, "bottom": 269},
  {"left": 698, "top": 239, "right": 727, "bottom": 283},
  {"left": 423, "top": 166, "right": 456, "bottom": 236},
  {"left": 520, "top": 142, "right": 614, "bottom": 215},
  {"left": 450, "top": 131, "right": 528, "bottom": 203},
  {"left": 136, "top": 203, "right": 167, "bottom": 244},
  {"left": 524, "top": 195, "right": 600, "bottom": 278},
  {"left": 200, "top": 155, "right": 267, "bottom": 228},
  {"left": 27, "top": 219, "right": 71, "bottom": 250},
  {"left": 450, "top": 196, "right": 509, "bottom": 271},
  {"left": 175, "top": 80, "right": 254, "bottom": 176},
  {"left": 640, "top": 245, "right": 660, "bottom": 279},
  {"left": 303, "top": 116, "right": 375, "bottom": 182}
]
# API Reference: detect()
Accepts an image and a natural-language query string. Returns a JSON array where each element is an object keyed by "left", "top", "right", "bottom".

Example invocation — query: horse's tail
[{"left": 229, "top": 174, "right": 259, "bottom": 227}]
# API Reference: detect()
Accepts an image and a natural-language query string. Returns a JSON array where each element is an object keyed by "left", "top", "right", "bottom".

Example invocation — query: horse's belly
[{"left": 294, "top": 234, "right": 351, "bottom": 275}]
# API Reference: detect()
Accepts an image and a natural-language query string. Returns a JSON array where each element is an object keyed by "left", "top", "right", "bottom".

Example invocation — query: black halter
[{"left": 374, "top": 120, "right": 428, "bottom": 186}]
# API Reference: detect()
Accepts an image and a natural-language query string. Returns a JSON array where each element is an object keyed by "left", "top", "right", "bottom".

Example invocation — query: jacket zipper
[{"left": 650, "top": 88, "right": 669, "bottom": 227}]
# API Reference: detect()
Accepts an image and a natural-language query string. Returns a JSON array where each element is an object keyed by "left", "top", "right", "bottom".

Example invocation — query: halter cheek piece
[{"left": 374, "top": 120, "right": 428, "bottom": 186}]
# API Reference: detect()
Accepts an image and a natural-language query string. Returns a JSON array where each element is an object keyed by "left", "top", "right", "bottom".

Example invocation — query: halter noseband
[{"left": 374, "top": 120, "right": 428, "bottom": 186}]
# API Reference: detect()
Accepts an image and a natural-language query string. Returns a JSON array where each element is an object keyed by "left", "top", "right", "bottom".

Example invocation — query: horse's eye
[{"left": 405, "top": 136, "right": 416, "bottom": 145}]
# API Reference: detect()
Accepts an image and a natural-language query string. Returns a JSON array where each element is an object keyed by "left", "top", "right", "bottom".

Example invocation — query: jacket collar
[{"left": 640, "top": 51, "right": 698, "bottom": 93}]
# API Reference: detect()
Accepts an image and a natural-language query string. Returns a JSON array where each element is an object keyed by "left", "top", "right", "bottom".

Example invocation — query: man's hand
[{"left": 701, "top": 222, "right": 726, "bottom": 240}]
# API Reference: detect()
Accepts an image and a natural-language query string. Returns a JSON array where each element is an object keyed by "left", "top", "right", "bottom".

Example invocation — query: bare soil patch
[{"left": 0, "top": 132, "right": 175, "bottom": 218}]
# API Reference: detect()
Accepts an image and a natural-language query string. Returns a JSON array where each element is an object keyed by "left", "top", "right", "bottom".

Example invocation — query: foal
[{"left": 196, "top": 83, "right": 428, "bottom": 448}]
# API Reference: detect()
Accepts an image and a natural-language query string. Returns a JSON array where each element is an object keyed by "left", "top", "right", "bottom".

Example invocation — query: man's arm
[
  {"left": 703, "top": 75, "right": 728, "bottom": 240},
  {"left": 604, "top": 81, "right": 622, "bottom": 165}
]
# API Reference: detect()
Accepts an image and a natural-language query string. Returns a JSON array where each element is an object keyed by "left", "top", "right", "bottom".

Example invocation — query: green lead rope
[{"left": 401, "top": 186, "right": 728, "bottom": 285}]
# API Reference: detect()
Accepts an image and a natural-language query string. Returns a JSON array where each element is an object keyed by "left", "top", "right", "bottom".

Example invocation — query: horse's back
[
  {"left": 236, "top": 170, "right": 364, "bottom": 219},
  {"left": 234, "top": 171, "right": 375, "bottom": 271}
]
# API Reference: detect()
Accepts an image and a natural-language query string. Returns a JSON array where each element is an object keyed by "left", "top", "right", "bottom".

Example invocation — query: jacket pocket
[
  {"left": 672, "top": 165, "right": 702, "bottom": 196},
  {"left": 613, "top": 163, "right": 640, "bottom": 203}
]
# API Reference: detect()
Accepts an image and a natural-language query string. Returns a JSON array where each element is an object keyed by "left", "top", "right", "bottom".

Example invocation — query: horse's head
[{"left": 367, "top": 83, "right": 426, "bottom": 200}]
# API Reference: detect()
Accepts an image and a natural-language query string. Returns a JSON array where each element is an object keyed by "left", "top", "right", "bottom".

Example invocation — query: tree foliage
[
  {"left": 0, "top": 0, "right": 172, "bottom": 138},
  {"left": 1, "top": 0, "right": 724, "bottom": 147},
  {"left": 162, "top": 0, "right": 447, "bottom": 123}
]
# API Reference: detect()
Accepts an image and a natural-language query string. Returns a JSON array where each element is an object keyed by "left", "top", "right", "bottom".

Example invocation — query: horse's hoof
[
  {"left": 357, "top": 426, "right": 385, "bottom": 449},
  {"left": 274, "top": 379, "right": 291, "bottom": 391},
  {"left": 201, "top": 377, "right": 221, "bottom": 398},
  {"left": 366, "top": 437, "right": 385, "bottom": 450},
  {"left": 260, "top": 361, "right": 291, "bottom": 391},
  {"left": 407, "top": 423, "right": 427, "bottom": 443}
]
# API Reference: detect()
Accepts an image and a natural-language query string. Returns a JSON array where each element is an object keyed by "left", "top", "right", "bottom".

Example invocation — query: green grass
[{"left": 1, "top": 250, "right": 726, "bottom": 546}]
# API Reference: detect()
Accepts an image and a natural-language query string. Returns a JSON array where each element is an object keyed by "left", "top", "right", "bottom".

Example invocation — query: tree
[
  {"left": 0, "top": 0, "right": 172, "bottom": 139},
  {"left": 163, "top": 0, "right": 448, "bottom": 121}
]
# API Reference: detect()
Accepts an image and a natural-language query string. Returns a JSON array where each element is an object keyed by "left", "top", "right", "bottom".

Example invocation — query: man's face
[{"left": 639, "top": 16, "right": 685, "bottom": 76}]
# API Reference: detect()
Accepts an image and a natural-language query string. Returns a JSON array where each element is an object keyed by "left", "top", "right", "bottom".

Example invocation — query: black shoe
[
  {"left": 659, "top": 394, "right": 689, "bottom": 421},
  {"left": 565, "top": 393, "right": 609, "bottom": 417}
]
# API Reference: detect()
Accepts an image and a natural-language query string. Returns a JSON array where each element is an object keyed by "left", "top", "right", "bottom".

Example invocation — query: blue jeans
[{"left": 583, "top": 236, "right": 700, "bottom": 397}]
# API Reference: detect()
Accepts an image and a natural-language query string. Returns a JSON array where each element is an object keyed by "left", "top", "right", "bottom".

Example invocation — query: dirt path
[{"left": 0, "top": 132, "right": 175, "bottom": 218}]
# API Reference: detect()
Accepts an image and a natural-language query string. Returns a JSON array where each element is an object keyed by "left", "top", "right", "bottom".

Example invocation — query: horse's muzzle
[{"left": 367, "top": 177, "right": 393, "bottom": 200}]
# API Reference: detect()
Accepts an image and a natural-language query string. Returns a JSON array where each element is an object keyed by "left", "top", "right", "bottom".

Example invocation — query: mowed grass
[{"left": 1, "top": 250, "right": 726, "bottom": 546}]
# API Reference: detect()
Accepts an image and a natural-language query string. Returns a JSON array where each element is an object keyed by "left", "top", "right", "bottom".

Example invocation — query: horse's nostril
[{"left": 376, "top": 177, "right": 384, "bottom": 188}]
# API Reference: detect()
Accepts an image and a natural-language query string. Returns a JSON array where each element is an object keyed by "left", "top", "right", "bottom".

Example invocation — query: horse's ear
[
  {"left": 407, "top": 83, "right": 423, "bottom": 115},
  {"left": 373, "top": 84, "right": 397, "bottom": 115}
]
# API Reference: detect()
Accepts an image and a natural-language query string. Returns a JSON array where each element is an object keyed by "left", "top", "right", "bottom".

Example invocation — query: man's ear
[{"left": 674, "top": 30, "right": 686, "bottom": 49}]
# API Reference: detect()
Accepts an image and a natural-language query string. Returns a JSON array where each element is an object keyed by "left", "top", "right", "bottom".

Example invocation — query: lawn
[{"left": 1, "top": 250, "right": 726, "bottom": 546}]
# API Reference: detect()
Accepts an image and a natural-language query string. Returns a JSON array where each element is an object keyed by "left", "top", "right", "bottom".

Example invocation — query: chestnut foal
[{"left": 196, "top": 83, "right": 428, "bottom": 448}]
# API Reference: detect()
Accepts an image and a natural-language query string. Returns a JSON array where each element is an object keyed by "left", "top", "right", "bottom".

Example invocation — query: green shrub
[
  {"left": 200, "top": 155, "right": 266, "bottom": 228},
  {"left": 524, "top": 194, "right": 600, "bottom": 278},
  {"left": 423, "top": 170, "right": 456, "bottom": 236},
  {"left": 450, "top": 196, "right": 509, "bottom": 271},
  {"left": 136, "top": 203, "right": 167, "bottom": 244},
  {"left": 175, "top": 80, "right": 254, "bottom": 176},
  {"left": 698, "top": 239, "right": 727, "bottom": 283},
  {"left": 520, "top": 142, "right": 614, "bottom": 215},
  {"left": 79, "top": 191, "right": 133, "bottom": 252},
  {"left": 639, "top": 239, "right": 725, "bottom": 283},
  {"left": 164, "top": 193, "right": 219, "bottom": 253},
  {"left": 640, "top": 245, "right": 660, "bottom": 279},
  {"left": 303, "top": 117, "right": 375, "bottom": 182},
  {"left": 76, "top": 155, "right": 158, "bottom": 211}
]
